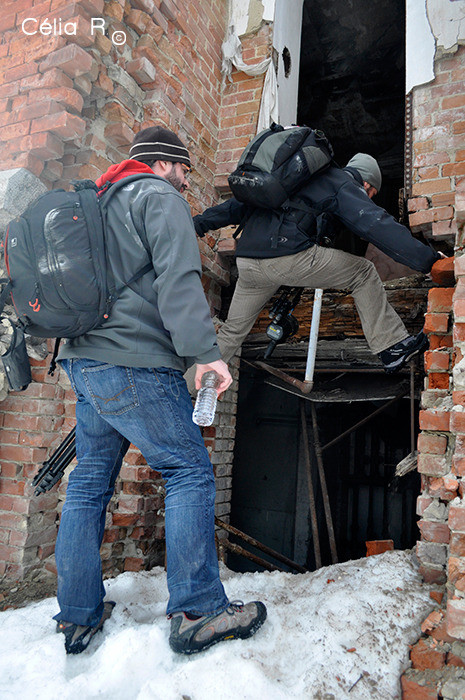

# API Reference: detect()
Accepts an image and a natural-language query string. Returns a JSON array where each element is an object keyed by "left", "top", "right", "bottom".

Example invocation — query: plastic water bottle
[{"left": 192, "top": 370, "right": 220, "bottom": 426}]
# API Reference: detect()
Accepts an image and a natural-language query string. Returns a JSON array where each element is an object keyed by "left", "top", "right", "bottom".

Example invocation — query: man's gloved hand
[
  {"left": 430, "top": 255, "right": 454, "bottom": 286},
  {"left": 192, "top": 215, "right": 205, "bottom": 237}
]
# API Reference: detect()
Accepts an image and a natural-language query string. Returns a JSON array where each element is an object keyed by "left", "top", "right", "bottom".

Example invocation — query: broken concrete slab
[{"left": 0, "top": 168, "right": 48, "bottom": 232}]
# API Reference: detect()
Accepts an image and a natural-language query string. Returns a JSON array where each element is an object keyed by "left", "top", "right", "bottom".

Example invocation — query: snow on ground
[{"left": 0, "top": 549, "right": 434, "bottom": 700}]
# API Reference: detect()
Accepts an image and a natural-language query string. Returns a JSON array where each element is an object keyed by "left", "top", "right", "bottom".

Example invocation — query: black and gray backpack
[
  {"left": 228, "top": 123, "right": 334, "bottom": 209},
  {"left": 0, "top": 174, "right": 158, "bottom": 391}
]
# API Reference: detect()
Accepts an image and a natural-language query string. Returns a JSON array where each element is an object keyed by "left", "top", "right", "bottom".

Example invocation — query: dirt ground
[{"left": 0, "top": 571, "right": 57, "bottom": 611}]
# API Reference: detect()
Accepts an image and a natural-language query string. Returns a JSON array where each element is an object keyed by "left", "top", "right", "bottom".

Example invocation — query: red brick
[
  {"left": 427, "top": 287, "right": 454, "bottom": 313},
  {"left": 418, "top": 453, "right": 448, "bottom": 476},
  {"left": 454, "top": 322, "right": 465, "bottom": 342},
  {"left": 20, "top": 68, "right": 73, "bottom": 92},
  {"left": 430, "top": 257, "right": 455, "bottom": 291},
  {"left": 418, "top": 520, "right": 450, "bottom": 544},
  {"left": 3, "top": 62, "right": 39, "bottom": 84},
  {"left": 27, "top": 87, "right": 84, "bottom": 114},
  {"left": 447, "top": 599, "right": 465, "bottom": 640},
  {"left": 451, "top": 410, "right": 465, "bottom": 433},
  {"left": 0, "top": 545, "right": 22, "bottom": 563},
  {"left": 430, "top": 590, "right": 445, "bottom": 605},
  {"left": 124, "top": 557, "right": 144, "bottom": 572},
  {"left": 125, "top": 9, "right": 151, "bottom": 34},
  {"left": 423, "top": 313, "right": 449, "bottom": 334},
  {"left": 30, "top": 111, "right": 86, "bottom": 141},
  {"left": 447, "top": 651, "right": 465, "bottom": 667},
  {"left": 38, "top": 44, "right": 94, "bottom": 78},
  {"left": 444, "top": 162, "right": 465, "bottom": 177},
  {"left": 112, "top": 513, "right": 140, "bottom": 527},
  {"left": 455, "top": 255, "right": 465, "bottom": 277},
  {"left": 455, "top": 299, "right": 465, "bottom": 320},
  {"left": 417, "top": 495, "right": 433, "bottom": 516},
  {"left": 100, "top": 102, "right": 135, "bottom": 127},
  {"left": 408, "top": 197, "right": 429, "bottom": 212},
  {"left": 409, "top": 206, "right": 454, "bottom": 228},
  {"left": 428, "top": 475, "right": 458, "bottom": 500},
  {"left": 428, "top": 334, "right": 453, "bottom": 350},
  {"left": 365, "top": 539, "right": 394, "bottom": 556},
  {"left": 412, "top": 178, "right": 452, "bottom": 196},
  {"left": 453, "top": 456, "right": 465, "bottom": 477},
  {"left": 419, "top": 410, "right": 451, "bottom": 431},
  {"left": 401, "top": 671, "right": 439, "bottom": 699},
  {"left": 443, "top": 94, "right": 465, "bottom": 110},
  {"left": 449, "top": 504, "right": 465, "bottom": 533},
  {"left": 19, "top": 131, "right": 64, "bottom": 159},
  {"left": 433, "top": 220, "right": 457, "bottom": 238},
  {"left": 126, "top": 57, "right": 156, "bottom": 84},
  {"left": 427, "top": 373, "right": 450, "bottom": 390},
  {"left": 417, "top": 434, "right": 448, "bottom": 454},
  {"left": 410, "top": 637, "right": 447, "bottom": 670}
]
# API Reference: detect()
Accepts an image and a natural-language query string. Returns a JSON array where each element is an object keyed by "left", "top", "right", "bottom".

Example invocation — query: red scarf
[{"left": 95, "top": 159, "right": 154, "bottom": 189}]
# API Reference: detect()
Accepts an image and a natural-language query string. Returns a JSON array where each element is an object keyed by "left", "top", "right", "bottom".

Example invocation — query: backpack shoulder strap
[{"left": 98, "top": 173, "right": 163, "bottom": 254}]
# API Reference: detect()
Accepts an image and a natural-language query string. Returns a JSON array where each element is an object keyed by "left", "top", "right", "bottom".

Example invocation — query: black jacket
[{"left": 193, "top": 166, "right": 439, "bottom": 273}]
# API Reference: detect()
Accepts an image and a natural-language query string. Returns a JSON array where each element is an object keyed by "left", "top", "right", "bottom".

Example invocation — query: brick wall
[
  {"left": 0, "top": 0, "right": 259, "bottom": 580},
  {"left": 407, "top": 46, "right": 465, "bottom": 245},
  {"left": 401, "top": 45, "right": 465, "bottom": 697}
]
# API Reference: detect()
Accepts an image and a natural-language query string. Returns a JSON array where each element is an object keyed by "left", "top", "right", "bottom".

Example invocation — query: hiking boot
[
  {"left": 169, "top": 600, "right": 267, "bottom": 655},
  {"left": 56, "top": 600, "right": 115, "bottom": 655},
  {"left": 378, "top": 332, "right": 429, "bottom": 374}
]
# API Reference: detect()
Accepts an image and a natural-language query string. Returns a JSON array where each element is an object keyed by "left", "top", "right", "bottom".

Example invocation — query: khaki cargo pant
[{"left": 185, "top": 246, "right": 410, "bottom": 392}]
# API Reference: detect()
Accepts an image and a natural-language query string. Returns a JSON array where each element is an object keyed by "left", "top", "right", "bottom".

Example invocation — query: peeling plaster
[
  {"left": 407, "top": 0, "right": 465, "bottom": 92},
  {"left": 230, "top": 0, "right": 275, "bottom": 37},
  {"left": 428, "top": 0, "right": 465, "bottom": 56},
  {"left": 246, "top": 0, "right": 265, "bottom": 34},
  {"left": 406, "top": 0, "right": 435, "bottom": 93}
]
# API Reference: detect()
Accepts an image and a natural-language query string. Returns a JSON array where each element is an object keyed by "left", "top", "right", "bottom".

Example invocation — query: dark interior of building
[
  {"left": 298, "top": 0, "right": 405, "bottom": 218},
  {"left": 225, "top": 0, "right": 422, "bottom": 574}
]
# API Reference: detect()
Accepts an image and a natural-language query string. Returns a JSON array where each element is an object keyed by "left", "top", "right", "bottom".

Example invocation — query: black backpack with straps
[
  {"left": 228, "top": 123, "right": 334, "bottom": 251},
  {"left": 0, "top": 174, "right": 158, "bottom": 390},
  {"left": 228, "top": 123, "right": 334, "bottom": 209}
]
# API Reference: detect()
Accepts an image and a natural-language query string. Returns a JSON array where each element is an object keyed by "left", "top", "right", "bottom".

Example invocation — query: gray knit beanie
[
  {"left": 129, "top": 126, "right": 191, "bottom": 168},
  {"left": 346, "top": 153, "right": 382, "bottom": 192}
]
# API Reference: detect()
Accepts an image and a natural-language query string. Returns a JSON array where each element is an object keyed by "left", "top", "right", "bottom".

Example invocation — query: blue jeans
[{"left": 54, "top": 358, "right": 229, "bottom": 627}]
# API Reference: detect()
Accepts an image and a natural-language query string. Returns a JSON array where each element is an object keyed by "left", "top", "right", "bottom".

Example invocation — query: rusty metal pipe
[
  {"left": 299, "top": 400, "right": 322, "bottom": 569},
  {"left": 218, "top": 537, "right": 283, "bottom": 573},
  {"left": 215, "top": 517, "right": 308, "bottom": 573},
  {"left": 310, "top": 402, "right": 338, "bottom": 564}
]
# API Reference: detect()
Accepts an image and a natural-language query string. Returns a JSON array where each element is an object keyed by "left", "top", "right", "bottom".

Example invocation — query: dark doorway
[
  {"left": 298, "top": 0, "right": 405, "bottom": 216},
  {"left": 228, "top": 368, "right": 419, "bottom": 573}
]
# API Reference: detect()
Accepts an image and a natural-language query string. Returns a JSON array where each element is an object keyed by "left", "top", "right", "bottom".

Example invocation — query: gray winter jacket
[{"left": 59, "top": 174, "right": 220, "bottom": 372}]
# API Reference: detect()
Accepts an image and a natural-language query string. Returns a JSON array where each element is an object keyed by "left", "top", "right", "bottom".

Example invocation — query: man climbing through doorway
[
  {"left": 53, "top": 125, "right": 267, "bottom": 655},
  {"left": 192, "top": 152, "right": 441, "bottom": 375}
]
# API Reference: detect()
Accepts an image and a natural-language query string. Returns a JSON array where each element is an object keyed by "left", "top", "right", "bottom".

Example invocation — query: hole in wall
[{"left": 282, "top": 47, "right": 291, "bottom": 78}]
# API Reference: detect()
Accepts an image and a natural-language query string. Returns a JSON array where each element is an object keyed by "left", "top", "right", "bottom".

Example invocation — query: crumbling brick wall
[
  {"left": 407, "top": 47, "right": 464, "bottom": 245},
  {"left": 0, "top": 1, "right": 274, "bottom": 580},
  {"left": 401, "top": 44, "right": 465, "bottom": 699}
]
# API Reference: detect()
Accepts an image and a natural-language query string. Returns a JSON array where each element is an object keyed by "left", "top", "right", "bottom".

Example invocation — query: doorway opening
[
  {"left": 297, "top": 0, "right": 406, "bottom": 217},
  {"left": 228, "top": 367, "right": 419, "bottom": 573}
]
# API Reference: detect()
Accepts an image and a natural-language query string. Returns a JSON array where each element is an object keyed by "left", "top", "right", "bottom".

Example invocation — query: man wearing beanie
[
  {"left": 190, "top": 145, "right": 440, "bottom": 378},
  {"left": 53, "top": 126, "right": 267, "bottom": 655}
]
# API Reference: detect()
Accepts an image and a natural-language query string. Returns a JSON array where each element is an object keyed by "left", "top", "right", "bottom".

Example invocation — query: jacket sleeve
[
  {"left": 193, "top": 197, "right": 247, "bottom": 236},
  {"left": 141, "top": 189, "right": 221, "bottom": 364},
  {"left": 332, "top": 181, "right": 440, "bottom": 273}
]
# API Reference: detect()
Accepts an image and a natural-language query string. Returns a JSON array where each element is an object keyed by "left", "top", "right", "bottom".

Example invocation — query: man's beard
[{"left": 165, "top": 165, "right": 186, "bottom": 193}]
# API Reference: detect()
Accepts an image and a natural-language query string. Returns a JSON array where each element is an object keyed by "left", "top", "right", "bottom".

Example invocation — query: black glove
[{"left": 192, "top": 215, "right": 205, "bottom": 238}]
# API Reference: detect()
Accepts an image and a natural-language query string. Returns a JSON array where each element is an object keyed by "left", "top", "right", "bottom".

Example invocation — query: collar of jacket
[
  {"left": 343, "top": 166, "right": 364, "bottom": 186},
  {"left": 95, "top": 159, "right": 155, "bottom": 189}
]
